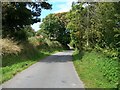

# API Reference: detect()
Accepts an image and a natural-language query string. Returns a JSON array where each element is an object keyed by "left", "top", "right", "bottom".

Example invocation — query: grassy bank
[
  {"left": 1, "top": 38, "right": 64, "bottom": 84},
  {"left": 2, "top": 50, "right": 61, "bottom": 84},
  {"left": 73, "top": 49, "right": 119, "bottom": 88}
]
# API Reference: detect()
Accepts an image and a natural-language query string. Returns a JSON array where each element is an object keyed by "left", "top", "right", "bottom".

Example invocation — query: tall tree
[
  {"left": 40, "top": 13, "right": 70, "bottom": 46},
  {"left": 2, "top": 1, "right": 52, "bottom": 40},
  {"left": 66, "top": 2, "right": 120, "bottom": 53},
  {"left": 66, "top": 3, "right": 87, "bottom": 51}
]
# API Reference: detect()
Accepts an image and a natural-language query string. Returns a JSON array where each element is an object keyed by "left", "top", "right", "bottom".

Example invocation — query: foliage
[
  {"left": 28, "top": 36, "right": 43, "bottom": 46},
  {"left": 2, "top": 2, "right": 52, "bottom": 40},
  {"left": 54, "top": 12, "right": 68, "bottom": 27},
  {"left": 1, "top": 38, "right": 21, "bottom": 55},
  {"left": 94, "top": 2, "right": 120, "bottom": 49},
  {"left": 2, "top": 49, "right": 52, "bottom": 84},
  {"left": 73, "top": 50, "right": 119, "bottom": 88},
  {"left": 29, "top": 36, "right": 63, "bottom": 51},
  {"left": 40, "top": 13, "right": 70, "bottom": 46},
  {"left": 1, "top": 1, "right": 120, "bottom": 88},
  {"left": 69, "top": 3, "right": 120, "bottom": 88},
  {"left": 66, "top": 3, "right": 87, "bottom": 50},
  {"left": 1, "top": 38, "right": 64, "bottom": 84},
  {"left": 66, "top": 2, "right": 120, "bottom": 54},
  {"left": 24, "top": 25, "right": 35, "bottom": 38}
]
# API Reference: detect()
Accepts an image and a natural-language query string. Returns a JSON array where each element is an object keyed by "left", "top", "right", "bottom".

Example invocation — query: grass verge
[
  {"left": 1, "top": 47, "right": 63, "bottom": 84},
  {"left": 1, "top": 37, "right": 64, "bottom": 84},
  {"left": 73, "top": 49, "right": 119, "bottom": 88}
]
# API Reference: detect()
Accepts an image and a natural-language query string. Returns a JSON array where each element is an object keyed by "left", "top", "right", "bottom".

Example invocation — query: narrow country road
[{"left": 2, "top": 50, "right": 84, "bottom": 88}]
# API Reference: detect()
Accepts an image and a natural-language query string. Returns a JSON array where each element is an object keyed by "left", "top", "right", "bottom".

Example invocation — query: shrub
[{"left": 1, "top": 38, "right": 21, "bottom": 56}]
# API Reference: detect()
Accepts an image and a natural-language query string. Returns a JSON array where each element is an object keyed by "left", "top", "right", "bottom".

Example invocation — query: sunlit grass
[
  {"left": 1, "top": 37, "right": 64, "bottom": 84},
  {"left": 1, "top": 49, "right": 63, "bottom": 84},
  {"left": 73, "top": 50, "right": 118, "bottom": 88}
]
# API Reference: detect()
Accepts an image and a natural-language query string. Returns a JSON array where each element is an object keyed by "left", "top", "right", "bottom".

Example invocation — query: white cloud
[{"left": 31, "top": 22, "right": 42, "bottom": 31}]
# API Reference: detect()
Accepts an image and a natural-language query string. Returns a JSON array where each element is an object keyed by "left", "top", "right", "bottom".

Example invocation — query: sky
[{"left": 31, "top": 0, "right": 77, "bottom": 31}]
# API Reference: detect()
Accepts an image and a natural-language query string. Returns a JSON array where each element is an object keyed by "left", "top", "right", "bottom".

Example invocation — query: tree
[
  {"left": 54, "top": 12, "right": 68, "bottom": 27},
  {"left": 92, "top": 2, "right": 120, "bottom": 49},
  {"left": 2, "top": 1, "right": 52, "bottom": 40},
  {"left": 66, "top": 2, "right": 120, "bottom": 53},
  {"left": 66, "top": 3, "right": 87, "bottom": 51},
  {"left": 40, "top": 14, "right": 70, "bottom": 46},
  {"left": 24, "top": 25, "right": 35, "bottom": 37}
]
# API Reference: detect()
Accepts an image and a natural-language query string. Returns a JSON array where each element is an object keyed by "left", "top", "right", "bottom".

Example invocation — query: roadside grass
[
  {"left": 1, "top": 49, "right": 62, "bottom": 84},
  {"left": 73, "top": 50, "right": 118, "bottom": 88},
  {"left": 1, "top": 38, "right": 64, "bottom": 84}
]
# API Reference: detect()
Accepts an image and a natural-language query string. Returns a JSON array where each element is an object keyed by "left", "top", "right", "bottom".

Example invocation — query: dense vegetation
[
  {"left": 67, "top": 2, "right": 120, "bottom": 53},
  {"left": 1, "top": 1, "right": 64, "bottom": 84},
  {"left": 1, "top": 37, "right": 63, "bottom": 83},
  {"left": 68, "top": 2, "right": 120, "bottom": 88},
  {"left": 39, "top": 2, "right": 120, "bottom": 88},
  {"left": 73, "top": 49, "right": 119, "bottom": 88},
  {"left": 2, "top": 2, "right": 52, "bottom": 40},
  {"left": 1, "top": 1, "right": 120, "bottom": 88},
  {"left": 40, "top": 13, "right": 71, "bottom": 48}
]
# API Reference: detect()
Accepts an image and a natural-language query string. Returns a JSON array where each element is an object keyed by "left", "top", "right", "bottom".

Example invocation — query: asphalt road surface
[{"left": 2, "top": 50, "right": 84, "bottom": 88}]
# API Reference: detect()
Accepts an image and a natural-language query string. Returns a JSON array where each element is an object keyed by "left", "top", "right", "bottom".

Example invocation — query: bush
[
  {"left": 1, "top": 37, "right": 64, "bottom": 84},
  {"left": 28, "top": 37, "right": 43, "bottom": 47},
  {"left": 1, "top": 38, "right": 21, "bottom": 56},
  {"left": 94, "top": 45, "right": 119, "bottom": 60},
  {"left": 28, "top": 36, "right": 63, "bottom": 50}
]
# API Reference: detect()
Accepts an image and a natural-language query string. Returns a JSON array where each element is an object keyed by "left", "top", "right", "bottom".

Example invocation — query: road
[{"left": 2, "top": 50, "right": 84, "bottom": 88}]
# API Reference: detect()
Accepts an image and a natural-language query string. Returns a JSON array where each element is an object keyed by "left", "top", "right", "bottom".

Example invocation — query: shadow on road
[
  {"left": 40, "top": 51, "right": 73, "bottom": 63},
  {"left": 40, "top": 55, "right": 72, "bottom": 63}
]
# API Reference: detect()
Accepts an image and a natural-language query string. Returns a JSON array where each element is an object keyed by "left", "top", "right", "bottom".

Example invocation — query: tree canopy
[
  {"left": 40, "top": 13, "right": 70, "bottom": 46},
  {"left": 66, "top": 2, "right": 120, "bottom": 52},
  {"left": 2, "top": 1, "right": 52, "bottom": 40}
]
